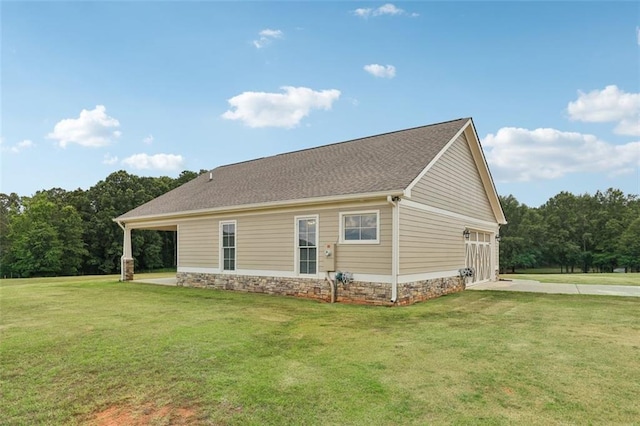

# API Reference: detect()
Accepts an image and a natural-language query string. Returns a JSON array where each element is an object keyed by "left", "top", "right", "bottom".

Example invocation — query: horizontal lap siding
[
  {"left": 410, "top": 133, "right": 495, "bottom": 222},
  {"left": 177, "top": 201, "right": 392, "bottom": 276},
  {"left": 236, "top": 204, "right": 391, "bottom": 274},
  {"left": 237, "top": 212, "right": 293, "bottom": 271},
  {"left": 399, "top": 205, "right": 465, "bottom": 274},
  {"left": 178, "top": 219, "right": 217, "bottom": 267},
  {"left": 321, "top": 205, "right": 392, "bottom": 275}
]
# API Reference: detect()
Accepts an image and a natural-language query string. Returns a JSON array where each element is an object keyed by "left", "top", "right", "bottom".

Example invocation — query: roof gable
[{"left": 117, "top": 118, "right": 470, "bottom": 220}]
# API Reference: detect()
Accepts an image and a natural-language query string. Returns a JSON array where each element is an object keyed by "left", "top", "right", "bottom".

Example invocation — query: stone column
[
  {"left": 121, "top": 225, "right": 134, "bottom": 281},
  {"left": 122, "top": 257, "right": 134, "bottom": 281}
]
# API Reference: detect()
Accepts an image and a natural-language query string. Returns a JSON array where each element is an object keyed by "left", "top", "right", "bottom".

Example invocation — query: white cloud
[
  {"left": 121, "top": 153, "right": 185, "bottom": 171},
  {"left": 221, "top": 86, "right": 341, "bottom": 128},
  {"left": 47, "top": 105, "right": 121, "bottom": 148},
  {"left": 567, "top": 85, "right": 640, "bottom": 136},
  {"left": 253, "top": 28, "right": 283, "bottom": 49},
  {"left": 483, "top": 127, "right": 640, "bottom": 182},
  {"left": 637, "top": 26, "right": 640, "bottom": 45},
  {"left": 142, "top": 134, "right": 154, "bottom": 145},
  {"left": 353, "top": 3, "right": 418, "bottom": 18},
  {"left": 103, "top": 153, "right": 119, "bottom": 165},
  {"left": 260, "top": 29, "right": 283, "bottom": 38},
  {"left": 3, "top": 139, "right": 35, "bottom": 154},
  {"left": 364, "top": 64, "right": 396, "bottom": 78}
]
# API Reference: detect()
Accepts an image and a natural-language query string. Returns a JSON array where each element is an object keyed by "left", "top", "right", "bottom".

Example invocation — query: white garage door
[{"left": 465, "top": 231, "right": 492, "bottom": 284}]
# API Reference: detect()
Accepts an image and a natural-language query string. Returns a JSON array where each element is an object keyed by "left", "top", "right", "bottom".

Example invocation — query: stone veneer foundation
[
  {"left": 176, "top": 272, "right": 464, "bottom": 306},
  {"left": 122, "top": 258, "right": 134, "bottom": 281}
]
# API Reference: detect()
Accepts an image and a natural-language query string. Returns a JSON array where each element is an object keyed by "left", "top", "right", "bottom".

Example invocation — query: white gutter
[{"left": 387, "top": 195, "right": 400, "bottom": 303}]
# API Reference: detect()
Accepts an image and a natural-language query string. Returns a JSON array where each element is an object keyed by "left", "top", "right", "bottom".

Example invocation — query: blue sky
[{"left": 2, "top": 1, "right": 638, "bottom": 207}]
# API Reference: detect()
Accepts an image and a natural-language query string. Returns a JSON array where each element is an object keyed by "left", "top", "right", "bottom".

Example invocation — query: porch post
[{"left": 121, "top": 225, "right": 134, "bottom": 281}]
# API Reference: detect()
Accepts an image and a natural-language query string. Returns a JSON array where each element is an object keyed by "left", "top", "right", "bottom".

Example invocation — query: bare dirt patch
[{"left": 90, "top": 403, "right": 197, "bottom": 426}]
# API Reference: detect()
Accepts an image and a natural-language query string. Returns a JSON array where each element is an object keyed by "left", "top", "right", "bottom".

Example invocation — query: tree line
[
  {"left": 499, "top": 189, "right": 640, "bottom": 273},
  {"left": 0, "top": 170, "right": 205, "bottom": 278},
  {"left": 1, "top": 170, "right": 638, "bottom": 278}
]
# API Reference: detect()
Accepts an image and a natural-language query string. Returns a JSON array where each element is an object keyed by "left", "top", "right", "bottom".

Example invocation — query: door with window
[
  {"left": 296, "top": 217, "right": 317, "bottom": 275},
  {"left": 465, "top": 230, "right": 491, "bottom": 284}
]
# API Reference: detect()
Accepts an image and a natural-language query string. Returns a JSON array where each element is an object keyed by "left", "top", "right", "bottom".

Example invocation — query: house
[{"left": 114, "top": 118, "right": 507, "bottom": 305}]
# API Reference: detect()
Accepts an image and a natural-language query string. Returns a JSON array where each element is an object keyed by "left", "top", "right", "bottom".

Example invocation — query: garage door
[{"left": 465, "top": 231, "right": 492, "bottom": 284}]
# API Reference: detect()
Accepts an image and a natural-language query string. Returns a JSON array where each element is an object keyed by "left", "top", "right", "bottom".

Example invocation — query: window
[
  {"left": 220, "top": 221, "right": 236, "bottom": 271},
  {"left": 339, "top": 211, "right": 379, "bottom": 244},
  {"left": 296, "top": 216, "right": 317, "bottom": 275}
]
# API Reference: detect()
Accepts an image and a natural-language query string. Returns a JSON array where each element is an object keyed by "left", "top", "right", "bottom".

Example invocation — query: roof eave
[{"left": 113, "top": 189, "right": 404, "bottom": 224}]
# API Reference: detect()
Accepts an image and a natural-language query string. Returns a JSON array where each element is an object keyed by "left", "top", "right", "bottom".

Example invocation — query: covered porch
[{"left": 116, "top": 220, "right": 178, "bottom": 282}]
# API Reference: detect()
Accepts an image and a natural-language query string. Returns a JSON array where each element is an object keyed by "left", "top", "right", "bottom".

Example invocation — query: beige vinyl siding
[
  {"left": 236, "top": 212, "right": 294, "bottom": 271},
  {"left": 231, "top": 204, "right": 391, "bottom": 274},
  {"left": 178, "top": 219, "right": 217, "bottom": 267},
  {"left": 317, "top": 205, "right": 392, "bottom": 275},
  {"left": 176, "top": 201, "right": 392, "bottom": 275},
  {"left": 399, "top": 205, "right": 465, "bottom": 274},
  {"left": 410, "top": 133, "right": 495, "bottom": 222}
]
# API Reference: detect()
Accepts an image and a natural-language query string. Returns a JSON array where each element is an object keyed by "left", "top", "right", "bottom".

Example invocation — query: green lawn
[
  {"left": 1, "top": 276, "right": 639, "bottom": 425},
  {"left": 502, "top": 272, "right": 640, "bottom": 286}
]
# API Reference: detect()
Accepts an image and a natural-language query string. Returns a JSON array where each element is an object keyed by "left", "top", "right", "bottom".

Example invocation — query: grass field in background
[
  {"left": 1, "top": 275, "right": 639, "bottom": 425},
  {"left": 502, "top": 272, "right": 640, "bottom": 286},
  {"left": 509, "top": 267, "right": 564, "bottom": 274}
]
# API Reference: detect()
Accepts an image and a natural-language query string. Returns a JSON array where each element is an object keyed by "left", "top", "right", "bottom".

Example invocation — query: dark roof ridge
[{"left": 215, "top": 117, "right": 470, "bottom": 171}]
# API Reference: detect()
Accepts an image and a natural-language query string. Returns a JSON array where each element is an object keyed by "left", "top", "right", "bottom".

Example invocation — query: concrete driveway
[{"left": 468, "top": 279, "right": 640, "bottom": 297}]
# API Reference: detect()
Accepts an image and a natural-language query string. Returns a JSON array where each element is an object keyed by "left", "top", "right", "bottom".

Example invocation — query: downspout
[
  {"left": 325, "top": 272, "right": 336, "bottom": 303},
  {"left": 387, "top": 196, "right": 400, "bottom": 304}
]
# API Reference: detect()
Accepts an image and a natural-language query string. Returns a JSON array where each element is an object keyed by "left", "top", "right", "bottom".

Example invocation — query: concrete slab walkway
[
  {"left": 132, "top": 277, "right": 177, "bottom": 286},
  {"left": 468, "top": 279, "right": 640, "bottom": 297}
]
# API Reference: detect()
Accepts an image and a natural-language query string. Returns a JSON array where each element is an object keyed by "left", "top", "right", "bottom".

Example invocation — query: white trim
[
  {"left": 119, "top": 200, "right": 391, "bottom": 231},
  {"left": 352, "top": 273, "right": 392, "bottom": 284},
  {"left": 466, "top": 120, "right": 507, "bottom": 225},
  {"left": 405, "top": 119, "right": 471, "bottom": 198},
  {"left": 178, "top": 267, "right": 392, "bottom": 284},
  {"left": 235, "top": 269, "right": 302, "bottom": 279},
  {"left": 219, "top": 220, "right": 237, "bottom": 273},
  {"left": 176, "top": 224, "right": 180, "bottom": 269},
  {"left": 115, "top": 190, "right": 402, "bottom": 223},
  {"left": 388, "top": 196, "right": 399, "bottom": 302},
  {"left": 295, "top": 214, "right": 319, "bottom": 276},
  {"left": 178, "top": 266, "right": 221, "bottom": 274},
  {"left": 178, "top": 267, "right": 387, "bottom": 282},
  {"left": 398, "top": 270, "right": 461, "bottom": 284},
  {"left": 338, "top": 210, "right": 380, "bottom": 244},
  {"left": 401, "top": 198, "right": 499, "bottom": 230},
  {"left": 491, "top": 233, "right": 497, "bottom": 281}
]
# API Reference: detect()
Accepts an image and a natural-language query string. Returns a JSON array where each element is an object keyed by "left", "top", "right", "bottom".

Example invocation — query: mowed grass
[
  {"left": 1, "top": 276, "right": 639, "bottom": 425},
  {"left": 502, "top": 272, "right": 640, "bottom": 286}
]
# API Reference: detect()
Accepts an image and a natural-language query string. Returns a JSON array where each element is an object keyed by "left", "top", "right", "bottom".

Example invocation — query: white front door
[{"left": 465, "top": 231, "right": 492, "bottom": 284}]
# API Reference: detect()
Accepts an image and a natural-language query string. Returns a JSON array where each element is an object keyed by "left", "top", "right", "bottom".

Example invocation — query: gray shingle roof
[{"left": 117, "top": 118, "right": 469, "bottom": 220}]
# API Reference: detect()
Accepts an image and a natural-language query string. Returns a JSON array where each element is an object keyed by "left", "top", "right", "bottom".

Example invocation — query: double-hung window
[
  {"left": 339, "top": 211, "right": 379, "bottom": 244},
  {"left": 296, "top": 216, "right": 318, "bottom": 275},
  {"left": 220, "top": 221, "right": 236, "bottom": 271}
]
